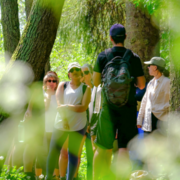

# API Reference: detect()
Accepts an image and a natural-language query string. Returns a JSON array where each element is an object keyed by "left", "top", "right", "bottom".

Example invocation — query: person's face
[
  {"left": 81, "top": 67, "right": 92, "bottom": 85},
  {"left": 46, "top": 77, "right": 57, "bottom": 91},
  {"left": 68, "top": 67, "right": 82, "bottom": 80},
  {"left": 148, "top": 64, "right": 157, "bottom": 76}
]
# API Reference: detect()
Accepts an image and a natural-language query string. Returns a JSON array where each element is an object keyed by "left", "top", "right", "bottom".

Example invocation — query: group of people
[{"left": 6, "top": 23, "right": 170, "bottom": 180}]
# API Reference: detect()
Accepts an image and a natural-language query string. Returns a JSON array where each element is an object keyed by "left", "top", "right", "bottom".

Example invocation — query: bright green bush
[{"left": 0, "top": 166, "right": 27, "bottom": 180}]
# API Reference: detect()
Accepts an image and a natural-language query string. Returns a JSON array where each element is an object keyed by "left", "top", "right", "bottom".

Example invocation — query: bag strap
[
  {"left": 82, "top": 84, "right": 87, "bottom": 94},
  {"left": 105, "top": 48, "right": 114, "bottom": 62},
  {"left": 60, "top": 81, "right": 69, "bottom": 104},
  {"left": 122, "top": 49, "right": 132, "bottom": 63},
  {"left": 64, "top": 81, "right": 69, "bottom": 90}
]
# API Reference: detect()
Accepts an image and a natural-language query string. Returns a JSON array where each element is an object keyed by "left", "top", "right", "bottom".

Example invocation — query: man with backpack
[{"left": 93, "top": 24, "right": 146, "bottom": 180}]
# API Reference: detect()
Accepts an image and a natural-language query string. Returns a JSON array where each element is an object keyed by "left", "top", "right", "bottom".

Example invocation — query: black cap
[{"left": 110, "top": 24, "right": 126, "bottom": 37}]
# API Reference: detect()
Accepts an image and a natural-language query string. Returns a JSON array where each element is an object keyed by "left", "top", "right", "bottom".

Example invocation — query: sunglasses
[
  {"left": 147, "top": 64, "right": 155, "bottom": 67},
  {"left": 83, "top": 70, "right": 90, "bottom": 75},
  {"left": 47, "top": 80, "right": 57, "bottom": 83},
  {"left": 69, "top": 68, "right": 81, "bottom": 73}
]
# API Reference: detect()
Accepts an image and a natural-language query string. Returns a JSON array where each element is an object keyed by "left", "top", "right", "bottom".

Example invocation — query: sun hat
[
  {"left": 68, "top": 62, "right": 81, "bottom": 72},
  {"left": 110, "top": 24, "right": 126, "bottom": 37},
  {"left": 144, "top": 57, "right": 166, "bottom": 68}
]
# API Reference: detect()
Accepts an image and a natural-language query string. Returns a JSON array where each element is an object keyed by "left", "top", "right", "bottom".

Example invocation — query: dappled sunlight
[{"left": 0, "top": 61, "right": 34, "bottom": 114}]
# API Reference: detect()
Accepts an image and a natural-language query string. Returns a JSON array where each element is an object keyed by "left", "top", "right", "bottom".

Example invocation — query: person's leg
[
  {"left": 12, "top": 142, "right": 25, "bottom": 168},
  {"left": 93, "top": 147, "right": 112, "bottom": 180},
  {"left": 90, "top": 113, "right": 99, "bottom": 153},
  {"left": 35, "top": 133, "right": 50, "bottom": 177},
  {"left": 46, "top": 129, "right": 68, "bottom": 180},
  {"left": 113, "top": 148, "right": 131, "bottom": 180},
  {"left": 93, "top": 105, "right": 116, "bottom": 180},
  {"left": 59, "top": 137, "right": 69, "bottom": 178},
  {"left": 91, "top": 135, "right": 97, "bottom": 153},
  {"left": 67, "top": 127, "right": 86, "bottom": 180},
  {"left": 85, "top": 133, "right": 93, "bottom": 180},
  {"left": 23, "top": 143, "right": 36, "bottom": 179},
  {"left": 115, "top": 105, "right": 138, "bottom": 180},
  {"left": 74, "top": 134, "right": 86, "bottom": 178}
]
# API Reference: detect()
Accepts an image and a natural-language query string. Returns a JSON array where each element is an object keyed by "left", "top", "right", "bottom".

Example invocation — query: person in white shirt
[
  {"left": 46, "top": 62, "right": 91, "bottom": 180},
  {"left": 137, "top": 57, "right": 170, "bottom": 133}
]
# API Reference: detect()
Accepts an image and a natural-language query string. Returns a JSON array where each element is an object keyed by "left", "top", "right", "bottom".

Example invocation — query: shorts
[
  {"left": 95, "top": 104, "right": 138, "bottom": 149},
  {"left": 90, "top": 113, "right": 99, "bottom": 136}
]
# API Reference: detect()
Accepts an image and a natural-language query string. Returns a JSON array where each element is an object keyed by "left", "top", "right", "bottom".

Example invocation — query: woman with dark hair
[
  {"left": 46, "top": 62, "right": 91, "bottom": 180},
  {"left": 137, "top": 57, "right": 170, "bottom": 133}
]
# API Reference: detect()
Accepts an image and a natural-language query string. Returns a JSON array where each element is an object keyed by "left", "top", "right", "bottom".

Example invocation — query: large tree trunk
[
  {"left": 169, "top": 0, "right": 180, "bottom": 111},
  {"left": 25, "top": 0, "right": 50, "bottom": 73},
  {"left": 125, "top": 2, "right": 160, "bottom": 81},
  {"left": 11, "top": 0, "right": 65, "bottom": 81},
  {"left": 1, "top": 0, "right": 20, "bottom": 64}
]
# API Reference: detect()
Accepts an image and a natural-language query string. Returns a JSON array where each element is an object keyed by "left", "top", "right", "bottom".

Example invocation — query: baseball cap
[
  {"left": 68, "top": 62, "right": 81, "bottom": 72},
  {"left": 110, "top": 24, "right": 126, "bottom": 37},
  {"left": 144, "top": 57, "right": 166, "bottom": 68}
]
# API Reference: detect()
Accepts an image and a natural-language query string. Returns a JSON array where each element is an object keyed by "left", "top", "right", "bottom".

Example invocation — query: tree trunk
[
  {"left": 169, "top": 0, "right": 180, "bottom": 111},
  {"left": 1, "top": 0, "right": 20, "bottom": 64},
  {"left": 11, "top": 0, "right": 65, "bottom": 81},
  {"left": 25, "top": 0, "right": 50, "bottom": 73},
  {"left": 125, "top": 2, "right": 160, "bottom": 81},
  {"left": 25, "top": 0, "right": 33, "bottom": 20}
]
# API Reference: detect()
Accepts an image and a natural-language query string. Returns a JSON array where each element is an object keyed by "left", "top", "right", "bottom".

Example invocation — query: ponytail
[
  {"left": 157, "top": 66, "right": 169, "bottom": 77},
  {"left": 162, "top": 69, "right": 169, "bottom": 77}
]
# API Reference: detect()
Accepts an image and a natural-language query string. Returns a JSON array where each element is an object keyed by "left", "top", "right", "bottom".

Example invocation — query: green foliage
[
  {"left": 50, "top": 38, "right": 94, "bottom": 81},
  {"left": 132, "top": 0, "right": 163, "bottom": 15},
  {"left": 59, "top": 0, "right": 125, "bottom": 57},
  {"left": 0, "top": 166, "right": 27, "bottom": 180}
]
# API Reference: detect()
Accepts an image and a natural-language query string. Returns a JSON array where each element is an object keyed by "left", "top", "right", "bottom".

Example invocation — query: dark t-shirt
[{"left": 93, "top": 46, "right": 144, "bottom": 106}]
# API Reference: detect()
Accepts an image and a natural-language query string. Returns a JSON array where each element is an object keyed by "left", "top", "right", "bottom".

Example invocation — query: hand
[
  {"left": 137, "top": 125, "right": 142, "bottom": 129},
  {"left": 57, "top": 105, "right": 67, "bottom": 113},
  {"left": 46, "top": 86, "right": 54, "bottom": 95},
  {"left": 63, "top": 120, "right": 70, "bottom": 130}
]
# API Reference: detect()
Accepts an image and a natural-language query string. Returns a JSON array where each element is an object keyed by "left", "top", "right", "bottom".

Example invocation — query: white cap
[{"left": 68, "top": 62, "right": 81, "bottom": 72}]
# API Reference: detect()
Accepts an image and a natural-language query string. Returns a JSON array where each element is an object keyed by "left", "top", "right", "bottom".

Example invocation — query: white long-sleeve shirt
[{"left": 137, "top": 75, "right": 170, "bottom": 132}]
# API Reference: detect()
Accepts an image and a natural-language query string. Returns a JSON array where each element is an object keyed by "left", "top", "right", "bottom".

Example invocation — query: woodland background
[{"left": 0, "top": 0, "right": 180, "bottom": 179}]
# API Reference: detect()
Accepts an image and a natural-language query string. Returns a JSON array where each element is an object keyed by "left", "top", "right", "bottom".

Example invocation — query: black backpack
[{"left": 101, "top": 48, "right": 133, "bottom": 108}]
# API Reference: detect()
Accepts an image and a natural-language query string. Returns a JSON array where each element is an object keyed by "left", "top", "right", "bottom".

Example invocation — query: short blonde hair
[{"left": 43, "top": 73, "right": 59, "bottom": 91}]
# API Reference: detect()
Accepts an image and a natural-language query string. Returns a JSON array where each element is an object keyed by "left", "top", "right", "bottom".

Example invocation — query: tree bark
[
  {"left": 1, "top": 0, "right": 20, "bottom": 64},
  {"left": 125, "top": 2, "right": 160, "bottom": 81},
  {"left": 10, "top": 0, "right": 65, "bottom": 81},
  {"left": 169, "top": 0, "right": 180, "bottom": 111},
  {"left": 25, "top": 0, "right": 33, "bottom": 20}
]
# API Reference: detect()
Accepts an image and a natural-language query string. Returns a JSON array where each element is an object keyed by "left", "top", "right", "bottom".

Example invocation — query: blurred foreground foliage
[{"left": 0, "top": 166, "right": 27, "bottom": 180}]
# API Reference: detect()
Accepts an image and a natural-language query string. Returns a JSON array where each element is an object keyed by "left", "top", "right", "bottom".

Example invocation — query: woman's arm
[
  {"left": 44, "top": 94, "right": 51, "bottom": 111},
  {"left": 67, "top": 86, "right": 91, "bottom": 112},
  {"left": 137, "top": 85, "right": 149, "bottom": 127},
  {"left": 56, "top": 82, "right": 65, "bottom": 106}
]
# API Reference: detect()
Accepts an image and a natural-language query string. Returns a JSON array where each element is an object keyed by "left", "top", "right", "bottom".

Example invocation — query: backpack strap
[
  {"left": 82, "top": 84, "right": 87, "bottom": 94},
  {"left": 105, "top": 48, "right": 114, "bottom": 61},
  {"left": 64, "top": 82, "right": 87, "bottom": 94},
  {"left": 64, "top": 81, "right": 69, "bottom": 90},
  {"left": 60, "top": 81, "right": 69, "bottom": 104},
  {"left": 122, "top": 49, "right": 133, "bottom": 63}
]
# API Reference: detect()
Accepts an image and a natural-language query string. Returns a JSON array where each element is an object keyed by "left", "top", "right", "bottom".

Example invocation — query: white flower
[
  {"left": 39, "top": 174, "right": 44, "bottom": 179},
  {"left": 0, "top": 156, "right": 4, "bottom": 160}
]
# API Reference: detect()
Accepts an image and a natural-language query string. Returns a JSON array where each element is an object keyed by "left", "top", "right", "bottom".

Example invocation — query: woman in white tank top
[{"left": 46, "top": 62, "right": 91, "bottom": 180}]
